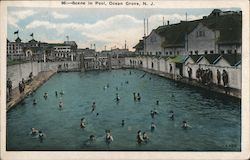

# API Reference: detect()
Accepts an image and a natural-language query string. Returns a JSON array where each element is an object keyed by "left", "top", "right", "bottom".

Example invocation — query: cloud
[
  {"left": 25, "top": 13, "right": 204, "bottom": 50},
  {"left": 51, "top": 11, "right": 69, "bottom": 19},
  {"left": 8, "top": 10, "right": 36, "bottom": 28}
]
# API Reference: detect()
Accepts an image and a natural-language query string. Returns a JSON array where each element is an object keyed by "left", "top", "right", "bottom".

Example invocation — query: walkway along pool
[{"left": 7, "top": 69, "right": 241, "bottom": 151}]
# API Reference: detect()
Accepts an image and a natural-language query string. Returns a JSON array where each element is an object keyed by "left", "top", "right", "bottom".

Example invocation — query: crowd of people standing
[{"left": 194, "top": 68, "right": 229, "bottom": 87}]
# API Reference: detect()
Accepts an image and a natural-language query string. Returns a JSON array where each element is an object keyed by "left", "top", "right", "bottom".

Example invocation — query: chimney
[
  {"left": 167, "top": 20, "right": 170, "bottom": 25},
  {"left": 143, "top": 18, "right": 146, "bottom": 37}
]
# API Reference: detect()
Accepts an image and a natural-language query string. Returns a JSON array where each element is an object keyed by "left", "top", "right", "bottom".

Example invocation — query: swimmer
[
  {"left": 55, "top": 91, "right": 58, "bottom": 97},
  {"left": 143, "top": 132, "right": 149, "bottom": 143},
  {"left": 33, "top": 99, "right": 37, "bottom": 105},
  {"left": 149, "top": 77, "right": 152, "bottom": 80},
  {"left": 171, "top": 94, "right": 175, "bottom": 98},
  {"left": 133, "top": 92, "right": 137, "bottom": 101},
  {"left": 115, "top": 93, "right": 120, "bottom": 102},
  {"left": 137, "top": 93, "right": 141, "bottom": 101},
  {"left": 43, "top": 92, "right": 48, "bottom": 100},
  {"left": 116, "top": 87, "right": 119, "bottom": 91},
  {"left": 38, "top": 130, "right": 45, "bottom": 143},
  {"left": 151, "top": 122, "right": 156, "bottom": 132},
  {"left": 107, "top": 84, "right": 109, "bottom": 88},
  {"left": 153, "top": 108, "right": 159, "bottom": 115},
  {"left": 89, "top": 135, "right": 95, "bottom": 141},
  {"left": 91, "top": 102, "right": 96, "bottom": 112},
  {"left": 182, "top": 120, "right": 192, "bottom": 129},
  {"left": 125, "top": 80, "right": 129, "bottom": 84},
  {"left": 136, "top": 130, "right": 144, "bottom": 144},
  {"left": 59, "top": 101, "right": 63, "bottom": 109},
  {"left": 60, "top": 90, "right": 64, "bottom": 96},
  {"left": 169, "top": 111, "right": 174, "bottom": 120},
  {"left": 156, "top": 100, "right": 159, "bottom": 105},
  {"left": 105, "top": 130, "right": 114, "bottom": 144},
  {"left": 121, "top": 120, "right": 125, "bottom": 127},
  {"left": 80, "top": 118, "right": 86, "bottom": 128},
  {"left": 96, "top": 113, "right": 99, "bottom": 117},
  {"left": 129, "top": 71, "right": 132, "bottom": 75},
  {"left": 150, "top": 110, "right": 155, "bottom": 119},
  {"left": 30, "top": 128, "right": 39, "bottom": 135},
  {"left": 103, "top": 86, "right": 107, "bottom": 90}
]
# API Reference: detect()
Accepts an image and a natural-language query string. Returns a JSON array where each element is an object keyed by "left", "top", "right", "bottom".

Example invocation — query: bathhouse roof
[
  {"left": 215, "top": 54, "right": 242, "bottom": 66},
  {"left": 188, "top": 55, "right": 202, "bottom": 63},
  {"left": 170, "top": 55, "right": 189, "bottom": 63},
  {"left": 197, "top": 54, "right": 221, "bottom": 64}
]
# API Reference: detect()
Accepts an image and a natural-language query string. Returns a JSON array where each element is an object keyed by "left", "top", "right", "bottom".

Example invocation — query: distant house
[
  {"left": 7, "top": 37, "right": 24, "bottom": 60},
  {"left": 47, "top": 41, "right": 78, "bottom": 61}
]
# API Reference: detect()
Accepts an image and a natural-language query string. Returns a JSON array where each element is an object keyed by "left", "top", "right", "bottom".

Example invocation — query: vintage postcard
[{"left": 0, "top": 0, "right": 249, "bottom": 160}]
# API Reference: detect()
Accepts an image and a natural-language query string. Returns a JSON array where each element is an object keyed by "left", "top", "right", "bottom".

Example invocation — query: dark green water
[{"left": 7, "top": 69, "right": 241, "bottom": 151}]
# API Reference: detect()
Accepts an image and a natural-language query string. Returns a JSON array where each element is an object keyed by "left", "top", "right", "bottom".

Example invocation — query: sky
[{"left": 7, "top": 7, "right": 240, "bottom": 51}]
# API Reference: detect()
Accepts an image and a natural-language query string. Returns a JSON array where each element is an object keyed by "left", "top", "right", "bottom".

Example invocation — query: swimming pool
[{"left": 7, "top": 69, "right": 241, "bottom": 151}]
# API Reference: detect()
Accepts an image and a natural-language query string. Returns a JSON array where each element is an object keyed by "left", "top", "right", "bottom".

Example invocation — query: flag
[
  {"left": 14, "top": 30, "right": 19, "bottom": 34},
  {"left": 30, "top": 33, "right": 33, "bottom": 37}
]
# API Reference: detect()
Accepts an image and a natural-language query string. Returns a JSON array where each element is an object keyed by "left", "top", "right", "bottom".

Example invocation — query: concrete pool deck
[
  {"left": 135, "top": 67, "right": 241, "bottom": 99},
  {"left": 7, "top": 70, "right": 56, "bottom": 111}
]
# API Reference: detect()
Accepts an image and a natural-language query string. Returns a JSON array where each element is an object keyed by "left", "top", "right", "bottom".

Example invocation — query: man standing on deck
[
  {"left": 7, "top": 78, "right": 12, "bottom": 101},
  {"left": 217, "top": 69, "right": 221, "bottom": 85}
]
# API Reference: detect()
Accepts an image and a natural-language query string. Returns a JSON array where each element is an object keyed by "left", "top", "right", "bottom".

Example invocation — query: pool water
[{"left": 7, "top": 69, "right": 241, "bottom": 151}]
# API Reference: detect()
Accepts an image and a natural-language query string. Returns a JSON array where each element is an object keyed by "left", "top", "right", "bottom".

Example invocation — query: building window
[
  {"left": 190, "top": 51, "right": 193, "bottom": 55},
  {"left": 234, "top": 50, "right": 237, "bottom": 54},
  {"left": 196, "top": 31, "right": 205, "bottom": 37},
  {"left": 150, "top": 52, "right": 152, "bottom": 55},
  {"left": 195, "top": 50, "right": 198, "bottom": 55},
  {"left": 156, "top": 52, "right": 158, "bottom": 55},
  {"left": 170, "top": 51, "right": 172, "bottom": 55},
  {"left": 159, "top": 52, "right": 161, "bottom": 55},
  {"left": 204, "top": 50, "right": 208, "bottom": 54},
  {"left": 177, "top": 51, "right": 179, "bottom": 55},
  {"left": 166, "top": 52, "right": 168, "bottom": 55},
  {"left": 210, "top": 50, "right": 214, "bottom": 54},
  {"left": 220, "top": 50, "right": 225, "bottom": 54}
]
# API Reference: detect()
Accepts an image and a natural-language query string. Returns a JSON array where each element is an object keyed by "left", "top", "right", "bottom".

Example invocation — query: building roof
[
  {"left": 152, "top": 10, "right": 241, "bottom": 48},
  {"left": 157, "top": 21, "right": 198, "bottom": 48},
  {"left": 15, "top": 37, "right": 22, "bottom": 43},
  {"left": 170, "top": 55, "right": 188, "bottom": 63},
  {"left": 133, "top": 40, "right": 144, "bottom": 50},
  {"left": 64, "top": 41, "right": 77, "bottom": 47},
  {"left": 197, "top": 54, "right": 221, "bottom": 64},
  {"left": 188, "top": 55, "right": 202, "bottom": 63},
  {"left": 48, "top": 43, "right": 70, "bottom": 48},
  {"left": 220, "top": 54, "right": 241, "bottom": 66},
  {"left": 28, "top": 39, "right": 38, "bottom": 43},
  {"left": 201, "top": 14, "right": 242, "bottom": 44}
]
